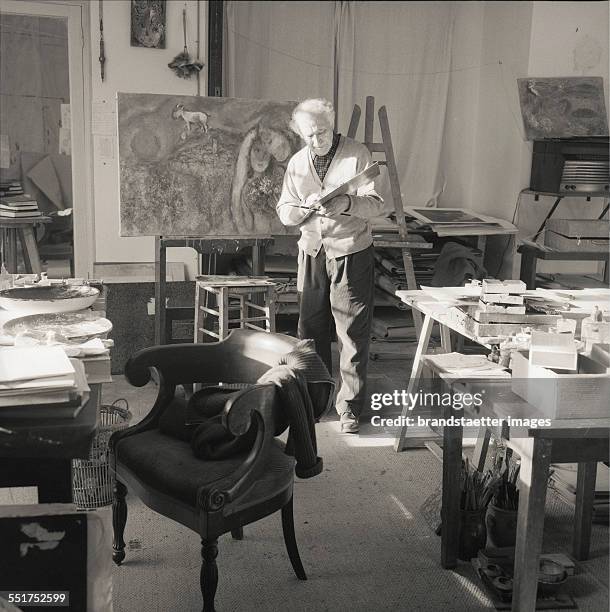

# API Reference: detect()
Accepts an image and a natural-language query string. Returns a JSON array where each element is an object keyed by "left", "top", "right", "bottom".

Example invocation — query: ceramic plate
[
  {"left": 2, "top": 311, "right": 112, "bottom": 343},
  {"left": 0, "top": 285, "right": 99, "bottom": 314}
]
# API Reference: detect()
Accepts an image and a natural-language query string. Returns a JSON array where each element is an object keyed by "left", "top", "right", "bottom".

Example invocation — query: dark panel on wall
[
  {"left": 106, "top": 281, "right": 195, "bottom": 374},
  {"left": 208, "top": 0, "right": 223, "bottom": 96}
]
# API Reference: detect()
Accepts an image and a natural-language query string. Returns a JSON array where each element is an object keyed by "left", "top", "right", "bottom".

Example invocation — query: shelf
[
  {"left": 521, "top": 189, "right": 609, "bottom": 200},
  {"left": 518, "top": 244, "right": 609, "bottom": 261}
]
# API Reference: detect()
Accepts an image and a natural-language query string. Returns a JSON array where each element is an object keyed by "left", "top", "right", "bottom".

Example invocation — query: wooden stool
[
  {"left": 0, "top": 216, "right": 52, "bottom": 274},
  {"left": 194, "top": 276, "right": 276, "bottom": 342}
]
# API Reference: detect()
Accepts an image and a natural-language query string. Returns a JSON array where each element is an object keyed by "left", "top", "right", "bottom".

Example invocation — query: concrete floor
[{"left": 1, "top": 344, "right": 608, "bottom": 611}]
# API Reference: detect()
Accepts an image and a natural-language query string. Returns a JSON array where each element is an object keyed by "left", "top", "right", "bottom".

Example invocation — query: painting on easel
[{"left": 117, "top": 93, "right": 302, "bottom": 237}]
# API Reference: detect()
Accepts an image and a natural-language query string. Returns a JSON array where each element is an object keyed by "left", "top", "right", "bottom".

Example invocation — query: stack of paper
[
  {"left": 0, "top": 180, "right": 24, "bottom": 197},
  {"left": 480, "top": 279, "right": 527, "bottom": 314},
  {"left": 0, "top": 193, "right": 41, "bottom": 218},
  {"left": 405, "top": 207, "right": 518, "bottom": 237},
  {"left": 0, "top": 346, "right": 89, "bottom": 417},
  {"left": 550, "top": 463, "right": 609, "bottom": 523}
]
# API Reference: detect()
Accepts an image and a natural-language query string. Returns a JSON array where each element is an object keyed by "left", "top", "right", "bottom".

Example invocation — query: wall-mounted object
[
  {"left": 99, "top": 0, "right": 106, "bottom": 80},
  {"left": 518, "top": 77, "right": 608, "bottom": 140},
  {"left": 168, "top": 5, "right": 203, "bottom": 79},
  {"left": 130, "top": 0, "right": 166, "bottom": 49}
]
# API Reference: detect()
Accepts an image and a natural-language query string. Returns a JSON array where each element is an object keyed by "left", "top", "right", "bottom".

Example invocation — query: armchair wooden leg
[
  {"left": 281, "top": 496, "right": 307, "bottom": 580},
  {"left": 230, "top": 527, "right": 244, "bottom": 540},
  {"left": 112, "top": 480, "right": 128, "bottom": 565},
  {"left": 201, "top": 538, "right": 219, "bottom": 612}
]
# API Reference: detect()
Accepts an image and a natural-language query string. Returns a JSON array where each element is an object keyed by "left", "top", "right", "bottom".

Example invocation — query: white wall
[
  {"left": 89, "top": 0, "right": 206, "bottom": 278},
  {"left": 441, "top": 0, "right": 608, "bottom": 277},
  {"left": 519, "top": 1, "right": 609, "bottom": 240},
  {"left": 440, "top": 1, "right": 484, "bottom": 210},
  {"left": 469, "top": 1, "right": 533, "bottom": 221},
  {"left": 440, "top": 1, "right": 533, "bottom": 276}
]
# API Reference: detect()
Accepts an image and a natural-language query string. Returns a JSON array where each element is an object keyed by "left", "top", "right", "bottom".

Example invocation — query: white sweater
[{"left": 276, "top": 135, "right": 384, "bottom": 258}]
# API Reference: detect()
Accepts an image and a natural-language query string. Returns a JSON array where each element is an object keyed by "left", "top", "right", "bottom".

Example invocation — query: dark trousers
[{"left": 297, "top": 245, "right": 375, "bottom": 417}]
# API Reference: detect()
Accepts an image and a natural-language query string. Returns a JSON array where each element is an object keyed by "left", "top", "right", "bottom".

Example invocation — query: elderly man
[{"left": 276, "top": 98, "right": 384, "bottom": 433}]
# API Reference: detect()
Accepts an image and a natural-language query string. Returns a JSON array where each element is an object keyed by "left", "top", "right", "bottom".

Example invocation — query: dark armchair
[{"left": 109, "top": 329, "right": 334, "bottom": 612}]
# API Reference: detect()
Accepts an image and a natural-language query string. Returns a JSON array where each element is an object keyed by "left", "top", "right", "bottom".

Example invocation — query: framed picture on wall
[{"left": 130, "top": 0, "right": 166, "bottom": 49}]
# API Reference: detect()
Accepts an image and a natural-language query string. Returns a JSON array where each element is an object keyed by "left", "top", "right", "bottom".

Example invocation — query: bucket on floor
[{"left": 72, "top": 399, "right": 131, "bottom": 509}]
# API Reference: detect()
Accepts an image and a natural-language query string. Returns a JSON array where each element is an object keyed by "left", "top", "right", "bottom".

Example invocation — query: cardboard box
[
  {"left": 511, "top": 350, "right": 609, "bottom": 419},
  {"left": 545, "top": 219, "right": 609, "bottom": 252},
  {"left": 529, "top": 331, "right": 578, "bottom": 371},
  {"left": 591, "top": 343, "right": 610, "bottom": 368}
]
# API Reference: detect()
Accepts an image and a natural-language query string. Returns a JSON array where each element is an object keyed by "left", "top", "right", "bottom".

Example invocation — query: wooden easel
[{"left": 347, "top": 96, "right": 425, "bottom": 336}]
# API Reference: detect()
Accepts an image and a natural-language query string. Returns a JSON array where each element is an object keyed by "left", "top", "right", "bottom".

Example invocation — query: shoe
[{"left": 340, "top": 411, "right": 359, "bottom": 434}]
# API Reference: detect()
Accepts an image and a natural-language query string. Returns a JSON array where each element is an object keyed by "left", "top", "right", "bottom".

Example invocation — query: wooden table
[
  {"left": 0, "top": 385, "right": 99, "bottom": 502},
  {"left": 393, "top": 289, "right": 495, "bottom": 452},
  {"left": 0, "top": 216, "right": 52, "bottom": 274},
  {"left": 438, "top": 378, "right": 609, "bottom": 612}
]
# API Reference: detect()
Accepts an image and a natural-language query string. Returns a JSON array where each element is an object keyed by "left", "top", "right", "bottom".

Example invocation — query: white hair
[{"left": 290, "top": 98, "right": 335, "bottom": 135}]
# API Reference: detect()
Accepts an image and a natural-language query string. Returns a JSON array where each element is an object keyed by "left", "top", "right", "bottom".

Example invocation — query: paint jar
[{"left": 486, "top": 504, "right": 518, "bottom": 548}]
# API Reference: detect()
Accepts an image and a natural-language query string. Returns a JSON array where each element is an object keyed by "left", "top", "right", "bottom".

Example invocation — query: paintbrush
[{"left": 283, "top": 203, "right": 352, "bottom": 217}]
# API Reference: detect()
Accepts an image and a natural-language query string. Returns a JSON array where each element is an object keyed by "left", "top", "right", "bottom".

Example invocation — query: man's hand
[
  {"left": 303, "top": 193, "right": 322, "bottom": 210},
  {"left": 317, "top": 195, "right": 350, "bottom": 218}
]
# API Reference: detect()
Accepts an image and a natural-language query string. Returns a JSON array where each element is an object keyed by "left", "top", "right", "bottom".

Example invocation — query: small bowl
[
  {"left": 537, "top": 559, "right": 568, "bottom": 598},
  {"left": 0, "top": 285, "right": 99, "bottom": 315},
  {"left": 538, "top": 558, "right": 567, "bottom": 583}
]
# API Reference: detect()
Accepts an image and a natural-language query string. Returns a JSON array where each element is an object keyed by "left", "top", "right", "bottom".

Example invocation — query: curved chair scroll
[{"left": 109, "top": 329, "right": 333, "bottom": 612}]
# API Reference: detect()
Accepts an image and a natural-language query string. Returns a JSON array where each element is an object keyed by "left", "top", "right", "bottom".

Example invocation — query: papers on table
[
  {"left": 0, "top": 346, "right": 74, "bottom": 383},
  {"left": 404, "top": 207, "right": 518, "bottom": 237},
  {"left": 412, "top": 285, "right": 481, "bottom": 306},
  {"left": 62, "top": 337, "right": 109, "bottom": 357},
  {"left": 0, "top": 347, "right": 91, "bottom": 417},
  {"left": 425, "top": 352, "right": 510, "bottom": 378}
]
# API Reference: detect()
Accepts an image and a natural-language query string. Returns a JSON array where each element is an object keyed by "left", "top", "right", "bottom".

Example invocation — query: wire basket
[{"left": 72, "top": 399, "right": 132, "bottom": 510}]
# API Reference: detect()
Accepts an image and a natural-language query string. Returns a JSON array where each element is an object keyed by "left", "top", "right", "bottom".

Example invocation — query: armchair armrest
[
  {"left": 198, "top": 383, "right": 280, "bottom": 511},
  {"left": 124, "top": 343, "right": 248, "bottom": 387}
]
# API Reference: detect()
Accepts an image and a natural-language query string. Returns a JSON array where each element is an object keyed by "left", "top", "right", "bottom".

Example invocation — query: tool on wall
[
  {"left": 98, "top": 0, "right": 106, "bottom": 81},
  {"left": 196, "top": 0, "right": 201, "bottom": 96},
  {"left": 168, "top": 3, "right": 204, "bottom": 79}
]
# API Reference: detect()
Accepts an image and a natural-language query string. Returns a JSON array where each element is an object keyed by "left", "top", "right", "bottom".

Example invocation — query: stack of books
[
  {"left": 0, "top": 193, "right": 41, "bottom": 219},
  {"left": 0, "top": 346, "right": 89, "bottom": 418},
  {"left": 0, "top": 180, "right": 24, "bottom": 197}
]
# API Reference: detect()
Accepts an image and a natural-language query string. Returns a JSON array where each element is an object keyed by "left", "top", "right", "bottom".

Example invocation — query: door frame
[{"left": 1, "top": 0, "right": 93, "bottom": 277}]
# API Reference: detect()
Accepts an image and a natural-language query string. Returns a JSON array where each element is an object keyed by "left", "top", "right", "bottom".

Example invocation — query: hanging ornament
[
  {"left": 99, "top": 0, "right": 106, "bottom": 81},
  {"left": 168, "top": 4, "right": 204, "bottom": 79}
]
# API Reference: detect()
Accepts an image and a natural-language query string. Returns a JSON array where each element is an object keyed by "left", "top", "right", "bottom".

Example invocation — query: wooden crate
[{"left": 511, "top": 350, "right": 610, "bottom": 419}]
